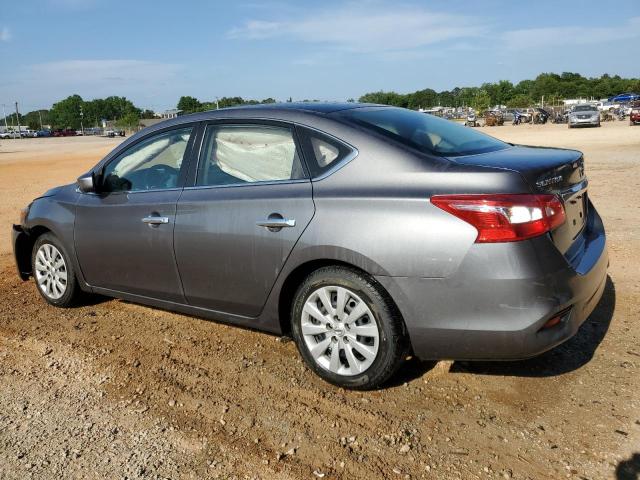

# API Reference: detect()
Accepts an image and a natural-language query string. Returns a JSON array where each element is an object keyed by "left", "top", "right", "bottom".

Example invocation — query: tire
[
  {"left": 291, "top": 266, "right": 408, "bottom": 390},
  {"left": 31, "top": 233, "right": 82, "bottom": 307}
]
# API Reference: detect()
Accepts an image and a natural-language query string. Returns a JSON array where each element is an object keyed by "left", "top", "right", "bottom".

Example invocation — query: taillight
[{"left": 431, "top": 194, "right": 566, "bottom": 243}]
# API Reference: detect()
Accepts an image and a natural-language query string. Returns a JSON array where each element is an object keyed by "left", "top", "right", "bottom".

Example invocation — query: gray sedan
[
  {"left": 568, "top": 104, "right": 601, "bottom": 128},
  {"left": 12, "top": 103, "right": 608, "bottom": 389}
]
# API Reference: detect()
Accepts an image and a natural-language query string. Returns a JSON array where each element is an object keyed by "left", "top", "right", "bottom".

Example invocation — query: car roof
[
  {"left": 114, "top": 103, "right": 392, "bottom": 157},
  {"left": 219, "top": 102, "right": 381, "bottom": 114},
  {"left": 140, "top": 102, "right": 389, "bottom": 133}
]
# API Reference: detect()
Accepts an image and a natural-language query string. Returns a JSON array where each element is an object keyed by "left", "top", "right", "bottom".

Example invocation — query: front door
[
  {"left": 174, "top": 122, "right": 315, "bottom": 317},
  {"left": 75, "top": 125, "right": 196, "bottom": 302}
]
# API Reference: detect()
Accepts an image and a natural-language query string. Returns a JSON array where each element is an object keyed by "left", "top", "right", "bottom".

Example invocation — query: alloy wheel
[
  {"left": 34, "top": 243, "right": 68, "bottom": 300},
  {"left": 301, "top": 286, "right": 380, "bottom": 376}
]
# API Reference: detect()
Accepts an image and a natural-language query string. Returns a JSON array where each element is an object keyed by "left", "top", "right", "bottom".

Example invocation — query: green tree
[
  {"left": 177, "top": 96, "right": 202, "bottom": 113},
  {"left": 217, "top": 96, "right": 245, "bottom": 108},
  {"left": 49, "top": 94, "right": 84, "bottom": 129},
  {"left": 358, "top": 91, "right": 407, "bottom": 107},
  {"left": 472, "top": 90, "right": 491, "bottom": 111},
  {"left": 116, "top": 112, "right": 140, "bottom": 129},
  {"left": 21, "top": 109, "right": 50, "bottom": 130},
  {"left": 407, "top": 88, "right": 438, "bottom": 109},
  {"left": 506, "top": 94, "right": 533, "bottom": 108}
]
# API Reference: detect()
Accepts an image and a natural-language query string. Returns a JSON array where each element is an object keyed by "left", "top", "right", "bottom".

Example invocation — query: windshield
[
  {"left": 572, "top": 105, "right": 597, "bottom": 112},
  {"left": 337, "top": 107, "right": 509, "bottom": 157}
]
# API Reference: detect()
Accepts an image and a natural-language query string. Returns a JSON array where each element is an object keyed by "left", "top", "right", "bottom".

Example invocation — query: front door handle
[
  {"left": 256, "top": 214, "right": 296, "bottom": 231},
  {"left": 142, "top": 216, "right": 169, "bottom": 225}
]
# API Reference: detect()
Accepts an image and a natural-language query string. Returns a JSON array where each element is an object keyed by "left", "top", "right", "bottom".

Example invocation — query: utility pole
[
  {"left": 38, "top": 110, "right": 44, "bottom": 131},
  {"left": 15, "top": 102, "right": 22, "bottom": 138},
  {"left": 79, "top": 104, "right": 84, "bottom": 135},
  {"left": 215, "top": 97, "right": 219, "bottom": 110}
]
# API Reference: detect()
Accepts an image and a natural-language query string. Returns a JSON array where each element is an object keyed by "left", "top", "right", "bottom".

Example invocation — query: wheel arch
[
  {"left": 277, "top": 259, "right": 409, "bottom": 350},
  {"left": 14, "top": 225, "right": 52, "bottom": 278}
]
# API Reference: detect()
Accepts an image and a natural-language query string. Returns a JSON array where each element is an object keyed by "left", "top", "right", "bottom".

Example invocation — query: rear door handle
[
  {"left": 142, "top": 216, "right": 170, "bottom": 225},
  {"left": 256, "top": 218, "right": 296, "bottom": 228},
  {"left": 256, "top": 213, "right": 296, "bottom": 231}
]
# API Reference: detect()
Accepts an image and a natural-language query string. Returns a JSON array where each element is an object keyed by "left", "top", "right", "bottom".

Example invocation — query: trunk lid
[{"left": 450, "top": 145, "right": 588, "bottom": 254}]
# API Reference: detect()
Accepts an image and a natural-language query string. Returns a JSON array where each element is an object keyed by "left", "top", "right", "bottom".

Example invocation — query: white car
[
  {"left": 597, "top": 102, "right": 619, "bottom": 112},
  {"left": 0, "top": 131, "right": 20, "bottom": 139}
]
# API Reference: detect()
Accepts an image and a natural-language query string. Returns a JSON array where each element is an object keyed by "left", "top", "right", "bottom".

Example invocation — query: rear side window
[
  {"left": 196, "top": 124, "right": 306, "bottom": 186},
  {"left": 297, "top": 127, "right": 354, "bottom": 178}
]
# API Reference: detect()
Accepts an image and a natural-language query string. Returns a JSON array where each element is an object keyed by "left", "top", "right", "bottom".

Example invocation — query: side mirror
[{"left": 77, "top": 172, "right": 99, "bottom": 193}]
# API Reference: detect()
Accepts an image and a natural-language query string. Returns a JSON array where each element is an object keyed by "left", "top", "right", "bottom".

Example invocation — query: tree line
[
  {"left": 4, "top": 72, "right": 638, "bottom": 130},
  {"left": 2, "top": 94, "right": 280, "bottom": 130},
  {"left": 359, "top": 72, "right": 640, "bottom": 111},
  {"left": 176, "top": 95, "right": 278, "bottom": 113},
  {"left": 2, "top": 95, "right": 155, "bottom": 131}
]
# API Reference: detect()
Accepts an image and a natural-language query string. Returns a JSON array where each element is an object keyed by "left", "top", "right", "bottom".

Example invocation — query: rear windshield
[{"left": 337, "top": 107, "right": 509, "bottom": 157}]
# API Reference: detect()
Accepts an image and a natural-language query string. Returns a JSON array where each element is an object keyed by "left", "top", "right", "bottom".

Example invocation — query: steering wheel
[{"left": 145, "top": 164, "right": 178, "bottom": 189}]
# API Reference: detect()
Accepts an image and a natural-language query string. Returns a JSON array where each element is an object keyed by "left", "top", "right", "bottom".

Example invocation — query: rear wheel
[
  {"left": 32, "top": 233, "right": 81, "bottom": 307},
  {"left": 291, "top": 266, "right": 407, "bottom": 390}
]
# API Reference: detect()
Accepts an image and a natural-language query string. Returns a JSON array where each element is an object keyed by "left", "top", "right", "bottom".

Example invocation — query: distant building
[
  {"left": 563, "top": 98, "right": 596, "bottom": 106},
  {"left": 159, "top": 109, "right": 182, "bottom": 119}
]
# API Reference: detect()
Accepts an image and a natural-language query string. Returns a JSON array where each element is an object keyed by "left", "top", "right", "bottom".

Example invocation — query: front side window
[
  {"left": 102, "top": 127, "right": 193, "bottom": 192},
  {"left": 196, "top": 124, "right": 305, "bottom": 186},
  {"left": 337, "top": 107, "right": 509, "bottom": 157}
]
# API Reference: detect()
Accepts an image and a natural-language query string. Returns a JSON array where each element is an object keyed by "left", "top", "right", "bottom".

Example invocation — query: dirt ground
[{"left": 0, "top": 122, "right": 638, "bottom": 480}]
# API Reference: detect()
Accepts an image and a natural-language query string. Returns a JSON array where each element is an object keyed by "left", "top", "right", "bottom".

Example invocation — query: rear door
[{"left": 174, "top": 121, "right": 315, "bottom": 317}]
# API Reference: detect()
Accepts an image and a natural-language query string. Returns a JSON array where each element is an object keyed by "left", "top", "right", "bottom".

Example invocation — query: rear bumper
[{"left": 377, "top": 205, "right": 608, "bottom": 360}]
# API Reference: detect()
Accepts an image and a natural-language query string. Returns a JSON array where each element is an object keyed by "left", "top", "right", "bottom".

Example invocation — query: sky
[{"left": 1, "top": 0, "right": 639, "bottom": 113}]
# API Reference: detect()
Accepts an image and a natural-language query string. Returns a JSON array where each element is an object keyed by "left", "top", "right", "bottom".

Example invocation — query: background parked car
[
  {"left": 630, "top": 103, "right": 640, "bottom": 125},
  {"left": 104, "top": 129, "right": 125, "bottom": 137},
  {"left": 53, "top": 129, "right": 77, "bottom": 137},
  {"left": 21, "top": 129, "right": 37, "bottom": 138},
  {"left": 568, "top": 104, "right": 600, "bottom": 128},
  {"left": 610, "top": 92, "right": 640, "bottom": 103},
  {"left": 0, "top": 131, "right": 21, "bottom": 139}
]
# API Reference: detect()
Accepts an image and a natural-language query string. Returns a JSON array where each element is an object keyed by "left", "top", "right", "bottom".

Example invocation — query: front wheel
[
  {"left": 291, "top": 266, "right": 408, "bottom": 390},
  {"left": 32, "top": 233, "right": 82, "bottom": 307}
]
